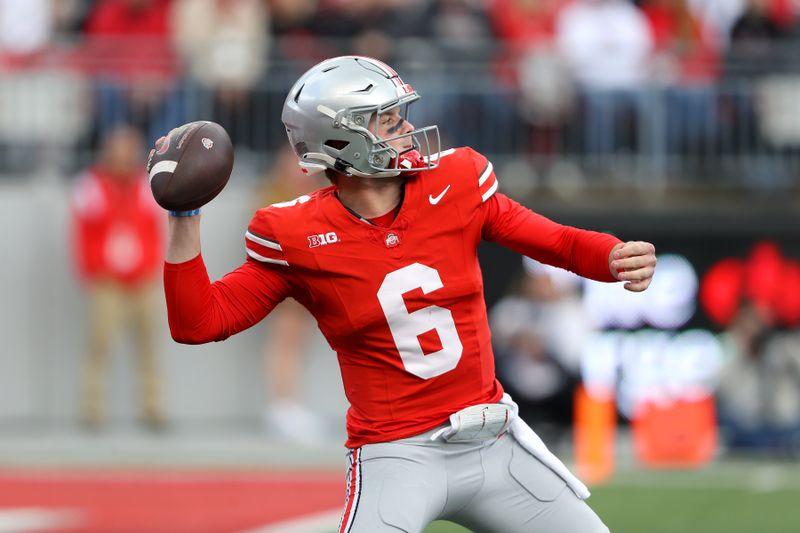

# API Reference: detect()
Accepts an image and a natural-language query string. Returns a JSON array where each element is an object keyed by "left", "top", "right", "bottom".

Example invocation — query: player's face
[
  {"left": 103, "top": 126, "right": 144, "bottom": 178},
  {"left": 372, "top": 107, "right": 415, "bottom": 154}
]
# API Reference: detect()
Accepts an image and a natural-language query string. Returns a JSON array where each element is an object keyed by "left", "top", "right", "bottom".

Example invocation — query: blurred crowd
[
  {"left": 2, "top": 0, "right": 800, "bottom": 187},
  {"left": 491, "top": 244, "right": 800, "bottom": 457}
]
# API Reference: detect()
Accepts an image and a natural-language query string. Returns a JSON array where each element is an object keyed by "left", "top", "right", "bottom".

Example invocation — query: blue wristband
[{"left": 169, "top": 209, "right": 201, "bottom": 217}]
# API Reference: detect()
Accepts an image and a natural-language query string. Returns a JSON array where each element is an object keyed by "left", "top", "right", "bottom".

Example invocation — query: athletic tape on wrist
[{"left": 169, "top": 209, "right": 201, "bottom": 217}]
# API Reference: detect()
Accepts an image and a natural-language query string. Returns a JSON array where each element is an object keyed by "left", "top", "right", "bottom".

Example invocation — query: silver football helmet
[{"left": 281, "top": 56, "right": 441, "bottom": 178}]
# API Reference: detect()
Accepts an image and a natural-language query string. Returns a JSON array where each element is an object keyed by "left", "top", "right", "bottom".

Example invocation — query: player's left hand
[{"left": 609, "top": 241, "right": 656, "bottom": 292}]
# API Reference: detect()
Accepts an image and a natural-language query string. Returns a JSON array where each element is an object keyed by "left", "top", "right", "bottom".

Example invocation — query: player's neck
[{"left": 335, "top": 176, "right": 404, "bottom": 219}]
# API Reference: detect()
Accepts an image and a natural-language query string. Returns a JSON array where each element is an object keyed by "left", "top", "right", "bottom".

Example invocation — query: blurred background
[{"left": 0, "top": 0, "right": 799, "bottom": 532}]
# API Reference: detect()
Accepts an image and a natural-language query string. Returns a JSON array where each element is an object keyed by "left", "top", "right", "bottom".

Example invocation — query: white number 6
[{"left": 377, "top": 263, "right": 463, "bottom": 379}]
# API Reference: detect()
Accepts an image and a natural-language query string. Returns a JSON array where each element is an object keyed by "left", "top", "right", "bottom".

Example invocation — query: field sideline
[{"left": 0, "top": 460, "right": 797, "bottom": 532}]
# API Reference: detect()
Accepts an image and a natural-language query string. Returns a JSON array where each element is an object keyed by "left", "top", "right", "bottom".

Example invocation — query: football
[{"left": 147, "top": 121, "right": 234, "bottom": 212}]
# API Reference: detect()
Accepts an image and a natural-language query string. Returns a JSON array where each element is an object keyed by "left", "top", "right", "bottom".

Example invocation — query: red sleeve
[
  {"left": 481, "top": 193, "right": 621, "bottom": 282},
  {"left": 164, "top": 254, "right": 293, "bottom": 344}
]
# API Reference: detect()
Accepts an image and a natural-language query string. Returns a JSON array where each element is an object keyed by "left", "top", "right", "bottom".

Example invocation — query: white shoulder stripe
[
  {"left": 148, "top": 160, "right": 177, "bottom": 182},
  {"left": 481, "top": 180, "right": 498, "bottom": 202},
  {"left": 247, "top": 249, "right": 289, "bottom": 266},
  {"left": 424, "top": 148, "right": 456, "bottom": 163},
  {"left": 478, "top": 162, "right": 494, "bottom": 186},
  {"left": 246, "top": 231, "right": 282, "bottom": 251}
]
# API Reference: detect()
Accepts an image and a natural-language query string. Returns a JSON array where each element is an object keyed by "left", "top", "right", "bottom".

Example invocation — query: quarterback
[{"left": 158, "top": 56, "right": 656, "bottom": 532}]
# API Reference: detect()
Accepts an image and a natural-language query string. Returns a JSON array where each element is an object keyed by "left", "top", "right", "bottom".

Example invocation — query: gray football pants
[{"left": 337, "top": 425, "right": 610, "bottom": 533}]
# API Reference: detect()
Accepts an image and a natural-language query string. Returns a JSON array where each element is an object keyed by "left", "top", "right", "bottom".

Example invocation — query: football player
[{"left": 157, "top": 56, "right": 656, "bottom": 532}]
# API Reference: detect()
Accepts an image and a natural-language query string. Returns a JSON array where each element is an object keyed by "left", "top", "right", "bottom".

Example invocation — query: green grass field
[{"left": 418, "top": 460, "right": 800, "bottom": 533}]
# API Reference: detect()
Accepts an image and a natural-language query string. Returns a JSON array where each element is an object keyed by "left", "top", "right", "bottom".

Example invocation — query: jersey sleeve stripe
[
  {"left": 246, "top": 230, "right": 282, "bottom": 251},
  {"left": 246, "top": 239, "right": 287, "bottom": 261},
  {"left": 481, "top": 179, "right": 498, "bottom": 202},
  {"left": 246, "top": 249, "right": 289, "bottom": 266},
  {"left": 477, "top": 161, "right": 494, "bottom": 186}
]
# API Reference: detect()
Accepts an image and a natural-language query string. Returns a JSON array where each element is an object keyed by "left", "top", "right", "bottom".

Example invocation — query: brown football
[{"left": 148, "top": 121, "right": 234, "bottom": 212}]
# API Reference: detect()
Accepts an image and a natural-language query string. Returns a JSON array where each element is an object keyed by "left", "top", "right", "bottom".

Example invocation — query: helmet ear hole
[
  {"left": 293, "top": 84, "right": 305, "bottom": 103},
  {"left": 324, "top": 140, "right": 350, "bottom": 150}
]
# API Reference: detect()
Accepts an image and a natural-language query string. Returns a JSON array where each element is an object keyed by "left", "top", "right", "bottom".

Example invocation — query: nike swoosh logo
[{"left": 429, "top": 185, "right": 451, "bottom": 205}]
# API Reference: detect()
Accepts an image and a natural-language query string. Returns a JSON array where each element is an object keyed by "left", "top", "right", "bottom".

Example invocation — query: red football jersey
[{"left": 164, "top": 147, "right": 620, "bottom": 447}]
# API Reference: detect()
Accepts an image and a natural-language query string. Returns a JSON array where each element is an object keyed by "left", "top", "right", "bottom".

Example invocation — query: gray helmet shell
[{"left": 281, "top": 56, "right": 440, "bottom": 178}]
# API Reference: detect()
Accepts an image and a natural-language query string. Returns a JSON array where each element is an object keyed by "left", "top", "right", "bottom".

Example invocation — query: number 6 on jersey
[{"left": 377, "top": 263, "right": 463, "bottom": 379}]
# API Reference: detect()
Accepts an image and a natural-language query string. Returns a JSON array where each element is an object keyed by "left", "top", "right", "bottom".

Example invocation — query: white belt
[{"left": 429, "top": 403, "right": 514, "bottom": 443}]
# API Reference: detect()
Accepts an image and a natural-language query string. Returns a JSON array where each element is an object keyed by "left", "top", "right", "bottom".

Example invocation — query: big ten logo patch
[{"left": 308, "top": 232, "right": 340, "bottom": 248}]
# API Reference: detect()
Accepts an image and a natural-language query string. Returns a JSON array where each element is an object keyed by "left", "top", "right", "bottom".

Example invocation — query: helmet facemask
[{"left": 315, "top": 94, "right": 441, "bottom": 178}]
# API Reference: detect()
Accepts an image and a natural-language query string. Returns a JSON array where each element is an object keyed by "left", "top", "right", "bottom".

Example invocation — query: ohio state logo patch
[{"left": 385, "top": 233, "right": 400, "bottom": 248}]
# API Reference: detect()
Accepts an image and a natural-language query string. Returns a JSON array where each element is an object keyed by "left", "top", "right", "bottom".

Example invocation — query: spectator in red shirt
[
  {"left": 82, "top": 0, "right": 183, "bottom": 144},
  {"left": 640, "top": 0, "right": 721, "bottom": 151},
  {"left": 490, "top": 0, "right": 568, "bottom": 77},
  {"left": 642, "top": 0, "right": 720, "bottom": 84},
  {"left": 489, "top": 0, "right": 574, "bottom": 154},
  {"left": 71, "top": 125, "right": 165, "bottom": 431}
]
